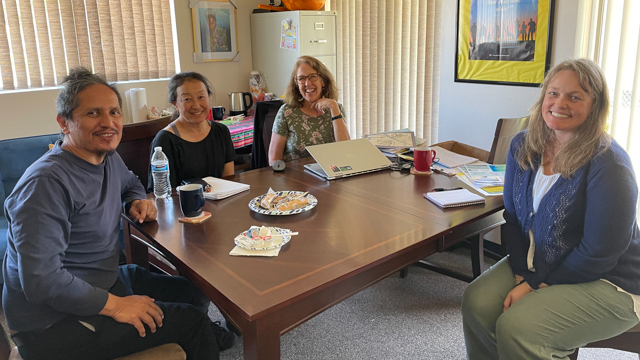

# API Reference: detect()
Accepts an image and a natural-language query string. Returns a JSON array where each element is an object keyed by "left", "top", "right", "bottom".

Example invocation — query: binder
[{"left": 424, "top": 189, "right": 485, "bottom": 209}]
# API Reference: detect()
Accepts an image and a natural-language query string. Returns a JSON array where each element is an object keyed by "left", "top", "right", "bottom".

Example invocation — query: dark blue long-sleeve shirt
[{"left": 2, "top": 142, "right": 146, "bottom": 332}]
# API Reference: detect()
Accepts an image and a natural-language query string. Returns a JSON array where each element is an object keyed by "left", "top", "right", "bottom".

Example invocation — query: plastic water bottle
[{"left": 151, "top": 146, "right": 171, "bottom": 198}]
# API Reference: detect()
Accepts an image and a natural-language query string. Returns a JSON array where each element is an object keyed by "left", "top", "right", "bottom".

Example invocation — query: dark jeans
[{"left": 16, "top": 265, "right": 219, "bottom": 360}]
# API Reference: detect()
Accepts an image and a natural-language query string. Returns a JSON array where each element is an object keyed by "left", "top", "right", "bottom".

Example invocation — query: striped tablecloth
[{"left": 221, "top": 117, "right": 254, "bottom": 149}]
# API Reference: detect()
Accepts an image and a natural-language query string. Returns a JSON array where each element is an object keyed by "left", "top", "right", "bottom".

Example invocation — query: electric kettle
[{"left": 228, "top": 92, "right": 253, "bottom": 116}]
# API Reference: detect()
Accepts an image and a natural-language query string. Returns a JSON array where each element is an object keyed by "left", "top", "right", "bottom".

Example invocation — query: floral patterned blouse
[{"left": 272, "top": 103, "right": 345, "bottom": 162}]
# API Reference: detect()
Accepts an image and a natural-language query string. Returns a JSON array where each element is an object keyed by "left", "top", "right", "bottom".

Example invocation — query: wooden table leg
[
  {"left": 243, "top": 317, "right": 281, "bottom": 360},
  {"left": 469, "top": 234, "right": 484, "bottom": 279}
]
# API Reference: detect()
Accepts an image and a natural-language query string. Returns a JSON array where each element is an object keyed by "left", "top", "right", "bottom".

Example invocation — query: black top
[{"left": 148, "top": 121, "right": 235, "bottom": 191}]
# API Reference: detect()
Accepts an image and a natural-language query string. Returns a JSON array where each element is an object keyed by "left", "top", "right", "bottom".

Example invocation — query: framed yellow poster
[{"left": 455, "top": 0, "right": 554, "bottom": 86}]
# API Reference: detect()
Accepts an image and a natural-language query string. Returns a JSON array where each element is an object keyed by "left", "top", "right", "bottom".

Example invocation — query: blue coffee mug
[
  {"left": 211, "top": 106, "right": 225, "bottom": 120},
  {"left": 177, "top": 184, "right": 205, "bottom": 218}
]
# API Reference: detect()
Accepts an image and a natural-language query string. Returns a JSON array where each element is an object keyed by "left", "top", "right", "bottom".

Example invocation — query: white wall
[
  {"left": 0, "top": 0, "right": 263, "bottom": 140},
  {"left": 437, "top": 0, "right": 580, "bottom": 150}
]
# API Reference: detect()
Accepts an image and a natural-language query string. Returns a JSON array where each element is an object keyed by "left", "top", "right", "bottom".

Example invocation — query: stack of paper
[
  {"left": 455, "top": 164, "right": 505, "bottom": 196},
  {"left": 363, "top": 130, "right": 416, "bottom": 150},
  {"left": 202, "top": 176, "right": 250, "bottom": 200},
  {"left": 430, "top": 146, "right": 478, "bottom": 168},
  {"left": 461, "top": 164, "right": 505, "bottom": 187}
]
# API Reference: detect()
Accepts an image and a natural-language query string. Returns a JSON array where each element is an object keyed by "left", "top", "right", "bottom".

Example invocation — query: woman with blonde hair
[
  {"left": 462, "top": 58, "right": 640, "bottom": 359},
  {"left": 268, "top": 56, "right": 350, "bottom": 164}
]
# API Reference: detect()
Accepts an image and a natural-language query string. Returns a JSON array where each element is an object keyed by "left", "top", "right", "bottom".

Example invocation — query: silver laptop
[{"left": 304, "top": 138, "right": 392, "bottom": 180}]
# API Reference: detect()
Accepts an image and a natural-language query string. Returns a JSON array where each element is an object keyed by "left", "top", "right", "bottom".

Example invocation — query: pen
[{"left": 429, "top": 187, "right": 463, "bottom": 192}]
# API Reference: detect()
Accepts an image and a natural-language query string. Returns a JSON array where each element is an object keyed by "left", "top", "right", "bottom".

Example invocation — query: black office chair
[{"left": 251, "top": 100, "right": 283, "bottom": 169}]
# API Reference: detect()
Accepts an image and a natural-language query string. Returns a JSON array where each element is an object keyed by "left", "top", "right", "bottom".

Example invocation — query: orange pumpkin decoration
[{"left": 282, "top": 0, "right": 326, "bottom": 11}]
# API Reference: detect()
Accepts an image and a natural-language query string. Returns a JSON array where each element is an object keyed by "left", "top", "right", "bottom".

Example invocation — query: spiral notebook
[
  {"left": 202, "top": 177, "right": 250, "bottom": 200},
  {"left": 424, "top": 189, "right": 485, "bottom": 209}
]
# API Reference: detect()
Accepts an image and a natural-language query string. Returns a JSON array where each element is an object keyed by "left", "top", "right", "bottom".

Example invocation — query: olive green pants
[{"left": 461, "top": 257, "right": 639, "bottom": 360}]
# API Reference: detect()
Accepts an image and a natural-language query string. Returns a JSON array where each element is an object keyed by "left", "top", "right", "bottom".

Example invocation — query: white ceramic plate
[
  {"left": 248, "top": 191, "right": 317, "bottom": 215},
  {"left": 234, "top": 226, "right": 292, "bottom": 250}
]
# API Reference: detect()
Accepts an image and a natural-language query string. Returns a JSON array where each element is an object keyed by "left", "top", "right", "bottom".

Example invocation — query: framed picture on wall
[
  {"left": 455, "top": 0, "right": 555, "bottom": 86},
  {"left": 191, "top": 0, "right": 239, "bottom": 62}
]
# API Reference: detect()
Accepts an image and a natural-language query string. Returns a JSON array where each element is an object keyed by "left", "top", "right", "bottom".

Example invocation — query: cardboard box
[{"left": 430, "top": 140, "right": 490, "bottom": 162}]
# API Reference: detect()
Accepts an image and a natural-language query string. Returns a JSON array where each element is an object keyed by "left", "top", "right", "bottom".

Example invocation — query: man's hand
[
  {"left": 129, "top": 199, "right": 157, "bottom": 223},
  {"left": 100, "top": 293, "right": 164, "bottom": 337},
  {"left": 503, "top": 282, "right": 532, "bottom": 311}
]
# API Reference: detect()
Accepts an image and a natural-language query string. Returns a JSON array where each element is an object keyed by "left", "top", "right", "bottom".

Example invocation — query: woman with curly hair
[{"left": 268, "top": 56, "right": 350, "bottom": 164}]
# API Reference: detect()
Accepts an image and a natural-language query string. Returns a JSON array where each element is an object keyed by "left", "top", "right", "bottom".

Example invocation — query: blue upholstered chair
[{"left": 0, "top": 133, "right": 62, "bottom": 285}]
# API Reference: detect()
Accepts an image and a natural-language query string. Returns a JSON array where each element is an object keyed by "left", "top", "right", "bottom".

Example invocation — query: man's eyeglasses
[{"left": 296, "top": 73, "right": 320, "bottom": 84}]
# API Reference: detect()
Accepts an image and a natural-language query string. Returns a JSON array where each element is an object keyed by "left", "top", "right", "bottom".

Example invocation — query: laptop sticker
[{"left": 330, "top": 165, "right": 341, "bottom": 172}]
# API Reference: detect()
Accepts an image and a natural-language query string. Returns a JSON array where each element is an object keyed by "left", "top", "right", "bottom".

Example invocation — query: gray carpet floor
[{"left": 211, "top": 247, "right": 639, "bottom": 360}]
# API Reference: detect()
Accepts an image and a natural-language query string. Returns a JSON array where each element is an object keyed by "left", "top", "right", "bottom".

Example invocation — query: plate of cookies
[{"left": 248, "top": 188, "right": 317, "bottom": 215}]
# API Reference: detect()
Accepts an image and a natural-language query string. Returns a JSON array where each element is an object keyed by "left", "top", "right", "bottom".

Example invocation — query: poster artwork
[{"left": 468, "top": 0, "right": 538, "bottom": 62}]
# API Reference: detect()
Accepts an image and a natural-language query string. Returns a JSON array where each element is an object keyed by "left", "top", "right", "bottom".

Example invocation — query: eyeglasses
[{"left": 296, "top": 73, "right": 320, "bottom": 84}]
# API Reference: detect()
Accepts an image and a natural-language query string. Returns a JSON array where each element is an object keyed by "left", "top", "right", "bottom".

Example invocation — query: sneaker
[{"left": 211, "top": 320, "right": 237, "bottom": 351}]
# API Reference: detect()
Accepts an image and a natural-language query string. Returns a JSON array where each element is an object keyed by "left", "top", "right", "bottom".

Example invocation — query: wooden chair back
[
  {"left": 11, "top": 343, "right": 186, "bottom": 360},
  {"left": 116, "top": 116, "right": 172, "bottom": 189},
  {"left": 487, "top": 117, "right": 528, "bottom": 164},
  {"left": 568, "top": 323, "right": 640, "bottom": 359}
]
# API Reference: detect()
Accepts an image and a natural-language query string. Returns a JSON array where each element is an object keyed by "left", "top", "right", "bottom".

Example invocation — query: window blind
[
  {"left": 327, "top": 0, "right": 442, "bottom": 142},
  {"left": 0, "top": 0, "right": 176, "bottom": 91},
  {"left": 575, "top": 0, "right": 640, "bottom": 212}
]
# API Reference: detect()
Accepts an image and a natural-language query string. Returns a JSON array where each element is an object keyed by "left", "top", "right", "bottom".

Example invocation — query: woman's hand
[
  {"left": 503, "top": 282, "right": 532, "bottom": 311},
  {"left": 313, "top": 97, "right": 340, "bottom": 116}
]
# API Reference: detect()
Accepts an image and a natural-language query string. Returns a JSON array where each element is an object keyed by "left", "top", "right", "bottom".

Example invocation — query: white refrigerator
[{"left": 250, "top": 10, "right": 337, "bottom": 98}]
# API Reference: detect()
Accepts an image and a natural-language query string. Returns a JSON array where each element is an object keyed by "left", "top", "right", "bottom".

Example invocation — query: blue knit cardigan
[{"left": 504, "top": 131, "right": 640, "bottom": 294}]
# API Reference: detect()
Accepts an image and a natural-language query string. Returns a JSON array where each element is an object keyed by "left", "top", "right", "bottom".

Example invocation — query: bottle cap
[{"left": 154, "top": 146, "right": 162, "bottom": 151}]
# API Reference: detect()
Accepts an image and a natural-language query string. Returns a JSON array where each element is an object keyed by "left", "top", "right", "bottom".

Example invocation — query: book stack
[
  {"left": 456, "top": 164, "right": 505, "bottom": 196},
  {"left": 363, "top": 130, "right": 416, "bottom": 157}
]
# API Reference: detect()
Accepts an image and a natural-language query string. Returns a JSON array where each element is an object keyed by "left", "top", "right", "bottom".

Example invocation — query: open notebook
[
  {"left": 202, "top": 177, "right": 250, "bottom": 200},
  {"left": 424, "top": 189, "right": 485, "bottom": 209}
]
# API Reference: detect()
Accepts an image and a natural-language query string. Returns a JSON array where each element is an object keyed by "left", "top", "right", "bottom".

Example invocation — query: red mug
[{"left": 414, "top": 147, "right": 437, "bottom": 172}]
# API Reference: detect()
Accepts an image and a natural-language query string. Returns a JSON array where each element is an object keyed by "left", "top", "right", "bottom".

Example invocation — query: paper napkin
[{"left": 229, "top": 246, "right": 281, "bottom": 257}]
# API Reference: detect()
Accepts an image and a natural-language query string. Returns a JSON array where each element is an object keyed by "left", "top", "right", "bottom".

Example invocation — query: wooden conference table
[{"left": 122, "top": 160, "right": 504, "bottom": 360}]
